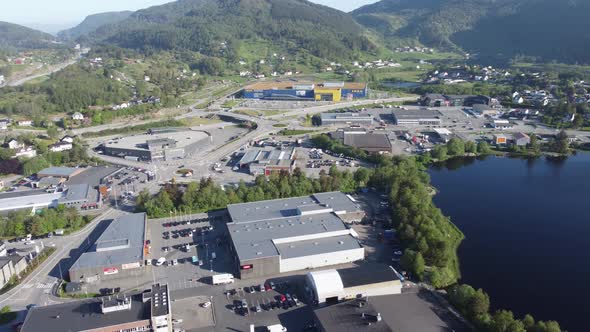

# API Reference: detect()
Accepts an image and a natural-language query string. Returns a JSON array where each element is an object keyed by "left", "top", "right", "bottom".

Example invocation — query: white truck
[
  {"left": 267, "top": 324, "right": 287, "bottom": 332},
  {"left": 211, "top": 273, "right": 234, "bottom": 285}
]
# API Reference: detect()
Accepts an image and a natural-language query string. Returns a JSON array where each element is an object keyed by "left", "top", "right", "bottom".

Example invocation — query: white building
[
  {"left": 306, "top": 264, "right": 403, "bottom": 305},
  {"left": 7, "top": 139, "right": 22, "bottom": 150},
  {"left": 72, "top": 112, "right": 84, "bottom": 121},
  {"left": 61, "top": 136, "right": 74, "bottom": 143},
  {"left": 17, "top": 120, "right": 33, "bottom": 127},
  {"left": 49, "top": 142, "right": 73, "bottom": 152},
  {"left": 14, "top": 147, "right": 37, "bottom": 159}
]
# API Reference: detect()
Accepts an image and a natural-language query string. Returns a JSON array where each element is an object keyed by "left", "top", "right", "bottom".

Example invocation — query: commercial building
[
  {"left": 242, "top": 81, "right": 368, "bottom": 101},
  {"left": 391, "top": 109, "right": 442, "bottom": 126},
  {"left": 0, "top": 255, "right": 28, "bottom": 289},
  {"left": 420, "top": 94, "right": 491, "bottom": 107},
  {"left": 0, "top": 190, "right": 63, "bottom": 213},
  {"left": 69, "top": 213, "right": 147, "bottom": 283},
  {"left": 432, "top": 128, "right": 453, "bottom": 143},
  {"left": 313, "top": 292, "right": 468, "bottom": 332},
  {"left": 102, "top": 129, "right": 210, "bottom": 162},
  {"left": 21, "top": 283, "right": 172, "bottom": 332},
  {"left": 305, "top": 264, "right": 403, "bottom": 305},
  {"left": 37, "top": 167, "right": 85, "bottom": 180},
  {"left": 226, "top": 192, "right": 366, "bottom": 279},
  {"left": 329, "top": 129, "right": 392, "bottom": 154},
  {"left": 493, "top": 134, "right": 508, "bottom": 145},
  {"left": 320, "top": 113, "right": 374, "bottom": 126},
  {"left": 238, "top": 148, "right": 297, "bottom": 176},
  {"left": 512, "top": 132, "right": 531, "bottom": 146}
]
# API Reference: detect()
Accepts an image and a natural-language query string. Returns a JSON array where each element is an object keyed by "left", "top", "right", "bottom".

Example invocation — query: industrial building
[
  {"left": 226, "top": 192, "right": 366, "bottom": 279},
  {"left": 320, "top": 113, "right": 374, "bottom": 126},
  {"left": 242, "top": 81, "right": 367, "bottom": 101},
  {"left": 21, "top": 283, "right": 172, "bottom": 332},
  {"left": 37, "top": 167, "right": 85, "bottom": 180},
  {"left": 101, "top": 129, "right": 210, "bottom": 161},
  {"left": 305, "top": 264, "right": 403, "bottom": 305},
  {"left": 420, "top": 93, "right": 491, "bottom": 107},
  {"left": 237, "top": 148, "right": 297, "bottom": 176},
  {"left": 69, "top": 213, "right": 147, "bottom": 283},
  {"left": 313, "top": 292, "right": 467, "bottom": 332},
  {"left": 329, "top": 129, "right": 392, "bottom": 154},
  {"left": 391, "top": 109, "right": 442, "bottom": 126}
]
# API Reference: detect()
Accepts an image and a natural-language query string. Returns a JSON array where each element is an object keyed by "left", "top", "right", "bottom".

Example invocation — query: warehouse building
[
  {"left": 330, "top": 129, "right": 392, "bottom": 154},
  {"left": 226, "top": 192, "right": 365, "bottom": 279},
  {"left": 21, "top": 283, "right": 172, "bottom": 332},
  {"left": 69, "top": 213, "right": 147, "bottom": 283},
  {"left": 392, "top": 109, "right": 442, "bottom": 126},
  {"left": 37, "top": 167, "right": 85, "bottom": 180},
  {"left": 313, "top": 292, "right": 466, "bottom": 332},
  {"left": 320, "top": 113, "right": 374, "bottom": 126},
  {"left": 237, "top": 148, "right": 297, "bottom": 176},
  {"left": 306, "top": 264, "right": 403, "bottom": 305},
  {"left": 242, "top": 81, "right": 368, "bottom": 101},
  {"left": 102, "top": 129, "right": 210, "bottom": 161}
]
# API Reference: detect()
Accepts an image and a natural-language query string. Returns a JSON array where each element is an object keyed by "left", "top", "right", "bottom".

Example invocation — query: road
[
  {"left": 0, "top": 208, "right": 122, "bottom": 311},
  {"left": 5, "top": 54, "right": 82, "bottom": 87}
]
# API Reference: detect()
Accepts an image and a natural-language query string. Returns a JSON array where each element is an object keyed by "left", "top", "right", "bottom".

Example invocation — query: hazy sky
[{"left": 0, "top": 0, "right": 378, "bottom": 32}]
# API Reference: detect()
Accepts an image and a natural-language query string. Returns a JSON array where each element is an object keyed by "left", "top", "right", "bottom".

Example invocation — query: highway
[{"left": 0, "top": 208, "right": 123, "bottom": 310}]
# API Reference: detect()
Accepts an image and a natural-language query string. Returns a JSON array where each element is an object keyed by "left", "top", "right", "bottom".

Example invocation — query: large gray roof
[
  {"left": 227, "top": 192, "right": 360, "bottom": 224},
  {"left": 228, "top": 213, "right": 348, "bottom": 261},
  {"left": 62, "top": 183, "right": 90, "bottom": 201},
  {"left": 21, "top": 293, "right": 150, "bottom": 332},
  {"left": 69, "top": 213, "right": 146, "bottom": 271},
  {"left": 391, "top": 109, "right": 442, "bottom": 120},
  {"left": 37, "top": 167, "right": 82, "bottom": 178},
  {"left": 314, "top": 292, "right": 471, "bottom": 332},
  {"left": 343, "top": 133, "right": 392, "bottom": 150},
  {"left": 276, "top": 234, "right": 361, "bottom": 259}
]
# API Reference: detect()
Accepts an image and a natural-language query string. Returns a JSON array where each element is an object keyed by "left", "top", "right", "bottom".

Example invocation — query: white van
[
  {"left": 212, "top": 274, "right": 234, "bottom": 285},
  {"left": 156, "top": 257, "right": 166, "bottom": 266}
]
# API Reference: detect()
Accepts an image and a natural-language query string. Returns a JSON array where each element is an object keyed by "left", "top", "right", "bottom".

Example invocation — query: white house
[
  {"left": 72, "top": 112, "right": 84, "bottom": 121},
  {"left": 7, "top": 139, "right": 22, "bottom": 150},
  {"left": 17, "top": 120, "right": 32, "bottom": 127},
  {"left": 49, "top": 142, "right": 73, "bottom": 152},
  {"left": 61, "top": 135, "right": 74, "bottom": 143},
  {"left": 14, "top": 146, "right": 37, "bottom": 158},
  {"left": 0, "top": 120, "right": 8, "bottom": 131}
]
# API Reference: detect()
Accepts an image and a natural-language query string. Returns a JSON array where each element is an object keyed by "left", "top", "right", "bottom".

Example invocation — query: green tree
[
  {"left": 528, "top": 134, "right": 541, "bottom": 154},
  {"left": 489, "top": 310, "right": 526, "bottom": 332},
  {"left": 477, "top": 141, "right": 492, "bottom": 154},
  {"left": 446, "top": 138, "right": 465, "bottom": 156},
  {"left": 47, "top": 126, "right": 59, "bottom": 139},
  {"left": 465, "top": 140, "right": 477, "bottom": 154},
  {"left": 22, "top": 156, "right": 49, "bottom": 176},
  {"left": 553, "top": 130, "right": 569, "bottom": 154},
  {"left": 431, "top": 145, "right": 448, "bottom": 160}
]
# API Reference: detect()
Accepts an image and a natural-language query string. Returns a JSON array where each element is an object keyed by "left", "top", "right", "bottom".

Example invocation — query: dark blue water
[{"left": 429, "top": 154, "right": 590, "bottom": 331}]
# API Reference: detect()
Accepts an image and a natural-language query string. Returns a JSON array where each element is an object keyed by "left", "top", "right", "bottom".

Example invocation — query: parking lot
[{"left": 147, "top": 213, "right": 238, "bottom": 290}]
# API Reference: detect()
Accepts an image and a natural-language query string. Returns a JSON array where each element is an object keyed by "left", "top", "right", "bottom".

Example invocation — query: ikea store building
[{"left": 241, "top": 81, "right": 368, "bottom": 102}]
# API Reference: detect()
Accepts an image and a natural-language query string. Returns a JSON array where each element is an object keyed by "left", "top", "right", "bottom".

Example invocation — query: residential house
[
  {"left": 72, "top": 112, "right": 84, "bottom": 121},
  {"left": 0, "top": 119, "right": 9, "bottom": 130},
  {"left": 14, "top": 147, "right": 37, "bottom": 158},
  {"left": 493, "top": 134, "right": 508, "bottom": 145},
  {"left": 61, "top": 135, "right": 74, "bottom": 144},
  {"left": 0, "top": 75, "right": 5, "bottom": 85},
  {"left": 17, "top": 119, "right": 33, "bottom": 127},
  {"left": 49, "top": 142, "right": 73, "bottom": 152},
  {"left": 512, "top": 133, "right": 531, "bottom": 146},
  {"left": 6, "top": 139, "right": 22, "bottom": 150}
]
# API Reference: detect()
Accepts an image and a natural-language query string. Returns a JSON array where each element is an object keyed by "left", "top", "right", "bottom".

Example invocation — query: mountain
[
  {"left": 57, "top": 11, "right": 133, "bottom": 41},
  {"left": 87, "top": 0, "right": 376, "bottom": 60},
  {"left": 352, "top": 0, "right": 590, "bottom": 63},
  {"left": 0, "top": 21, "right": 57, "bottom": 50}
]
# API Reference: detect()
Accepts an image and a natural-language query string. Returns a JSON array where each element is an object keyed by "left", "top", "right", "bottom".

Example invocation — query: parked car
[{"left": 201, "top": 301, "right": 211, "bottom": 308}]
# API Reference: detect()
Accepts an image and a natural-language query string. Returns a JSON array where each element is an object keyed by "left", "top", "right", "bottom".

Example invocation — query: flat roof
[
  {"left": 21, "top": 293, "right": 150, "bottom": 332},
  {"left": 337, "top": 264, "right": 400, "bottom": 288},
  {"left": 391, "top": 109, "right": 442, "bottom": 120},
  {"left": 343, "top": 133, "right": 392, "bottom": 150},
  {"left": 104, "top": 130, "right": 208, "bottom": 152},
  {"left": 433, "top": 128, "right": 452, "bottom": 135},
  {"left": 62, "top": 183, "right": 90, "bottom": 201},
  {"left": 151, "top": 283, "right": 170, "bottom": 317},
  {"left": 227, "top": 192, "right": 361, "bottom": 224},
  {"left": 314, "top": 292, "right": 471, "bottom": 332},
  {"left": 239, "top": 148, "right": 295, "bottom": 165},
  {"left": 37, "top": 167, "right": 83, "bottom": 178},
  {"left": 66, "top": 166, "right": 120, "bottom": 188},
  {"left": 244, "top": 81, "right": 366, "bottom": 91},
  {"left": 70, "top": 213, "right": 146, "bottom": 271},
  {"left": 321, "top": 113, "right": 373, "bottom": 120},
  {"left": 0, "top": 190, "right": 63, "bottom": 212},
  {"left": 276, "top": 234, "right": 361, "bottom": 259},
  {"left": 228, "top": 213, "right": 349, "bottom": 261}
]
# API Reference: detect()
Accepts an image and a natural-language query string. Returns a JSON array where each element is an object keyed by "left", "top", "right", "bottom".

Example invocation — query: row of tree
[
  {"left": 0, "top": 206, "right": 89, "bottom": 238},
  {"left": 448, "top": 284, "right": 561, "bottom": 332}
]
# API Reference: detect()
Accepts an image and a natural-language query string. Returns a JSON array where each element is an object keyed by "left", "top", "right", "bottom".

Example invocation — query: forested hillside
[
  {"left": 353, "top": 0, "right": 590, "bottom": 63},
  {"left": 0, "top": 21, "right": 58, "bottom": 50},
  {"left": 86, "top": 0, "right": 376, "bottom": 60},
  {"left": 57, "top": 11, "right": 133, "bottom": 40}
]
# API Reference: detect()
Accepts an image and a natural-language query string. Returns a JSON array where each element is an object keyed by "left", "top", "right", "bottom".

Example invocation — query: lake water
[{"left": 429, "top": 153, "right": 590, "bottom": 331}]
